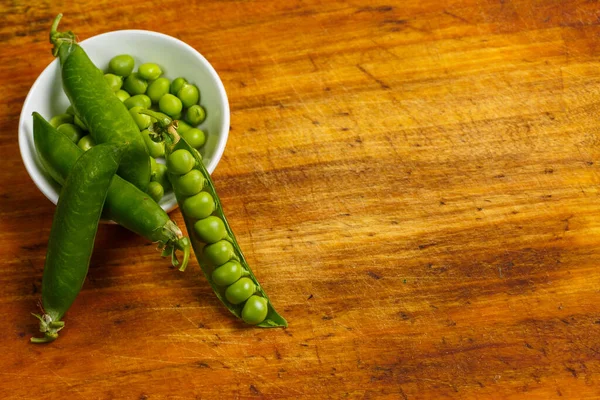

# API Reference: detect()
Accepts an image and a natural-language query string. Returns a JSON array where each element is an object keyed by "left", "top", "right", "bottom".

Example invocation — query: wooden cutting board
[{"left": 1, "top": 0, "right": 600, "bottom": 398}]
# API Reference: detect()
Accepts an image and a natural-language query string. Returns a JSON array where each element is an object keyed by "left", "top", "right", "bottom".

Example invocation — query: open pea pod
[{"left": 143, "top": 110, "right": 286, "bottom": 327}]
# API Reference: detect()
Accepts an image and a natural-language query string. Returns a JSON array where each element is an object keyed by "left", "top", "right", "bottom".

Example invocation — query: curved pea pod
[
  {"left": 31, "top": 143, "right": 124, "bottom": 343},
  {"left": 163, "top": 130, "right": 286, "bottom": 328},
  {"left": 32, "top": 112, "right": 189, "bottom": 270},
  {"left": 49, "top": 14, "right": 151, "bottom": 191}
]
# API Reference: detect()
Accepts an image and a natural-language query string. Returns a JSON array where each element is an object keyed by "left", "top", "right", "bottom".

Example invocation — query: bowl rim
[{"left": 18, "top": 28, "right": 230, "bottom": 212}]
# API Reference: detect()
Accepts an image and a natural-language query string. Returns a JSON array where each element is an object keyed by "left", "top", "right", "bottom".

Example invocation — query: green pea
[
  {"left": 138, "top": 63, "right": 162, "bottom": 81},
  {"left": 194, "top": 216, "right": 226, "bottom": 244},
  {"left": 158, "top": 94, "right": 183, "bottom": 117},
  {"left": 141, "top": 129, "right": 165, "bottom": 158},
  {"left": 124, "top": 94, "right": 152, "bottom": 110},
  {"left": 123, "top": 73, "right": 148, "bottom": 95},
  {"left": 225, "top": 277, "right": 255, "bottom": 305},
  {"left": 176, "top": 120, "right": 193, "bottom": 133},
  {"left": 49, "top": 113, "right": 74, "bottom": 128},
  {"left": 170, "top": 77, "right": 187, "bottom": 95},
  {"left": 129, "top": 106, "right": 152, "bottom": 130},
  {"left": 150, "top": 156, "right": 158, "bottom": 174},
  {"left": 57, "top": 123, "right": 83, "bottom": 143},
  {"left": 109, "top": 54, "right": 135, "bottom": 77},
  {"left": 167, "top": 149, "right": 195, "bottom": 175},
  {"left": 115, "top": 89, "right": 131, "bottom": 102},
  {"left": 212, "top": 260, "right": 244, "bottom": 287},
  {"left": 185, "top": 105, "right": 206, "bottom": 126},
  {"left": 177, "top": 83, "right": 200, "bottom": 108},
  {"left": 147, "top": 181, "right": 164, "bottom": 202},
  {"left": 203, "top": 240, "right": 234, "bottom": 265},
  {"left": 171, "top": 111, "right": 183, "bottom": 121},
  {"left": 181, "top": 128, "right": 206, "bottom": 149},
  {"left": 173, "top": 169, "right": 205, "bottom": 196},
  {"left": 182, "top": 191, "right": 215, "bottom": 219},
  {"left": 104, "top": 73, "right": 123, "bottom": 92},
  {"left": 77, "top": 135, "right": 95, "bottom": 151},
  {"left": 147, "top": 77, "right": 171, "bottom": 104},
  {"left": 151, "top": 163, "right": 171, "bottom": 190},
  {"left": 73, "top": 115, "right": 88, "bottom": 131},
  {"left": 65, "top": 105, "right": 75, "bottom": 115},
  {"left": 241, "top": 295, "right": 268, "bottom": 325}
]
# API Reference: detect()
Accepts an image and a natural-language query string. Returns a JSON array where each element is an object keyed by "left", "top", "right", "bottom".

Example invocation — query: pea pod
[
  {"left": 31, "top": 143, "right": 124, "bottom": 343},
  {"left": 49, "top": 14, "right": 151, "bottom": 191},
  {"left": 32, "top": 112, "right": 190, "bottom": 270},
  {"left": 143, "top": 110, "right": 287, "bottom": 328}
]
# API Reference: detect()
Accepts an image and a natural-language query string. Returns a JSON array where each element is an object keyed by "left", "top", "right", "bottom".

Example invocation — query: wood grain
[{"left": 2, "top": 0, "right": 600, "bottom": 398}]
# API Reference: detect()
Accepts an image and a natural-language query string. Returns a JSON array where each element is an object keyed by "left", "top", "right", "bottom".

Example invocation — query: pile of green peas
[
  {"left": 167, "top": 148, "right": 269, "bottom": 325},
  {"left": 48, "top": 54, "right": 209, "bottom": 204}
]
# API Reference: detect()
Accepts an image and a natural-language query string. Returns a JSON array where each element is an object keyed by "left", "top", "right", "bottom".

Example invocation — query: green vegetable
[
  {"left": 138, "top": 63, "right": 162, "bottom": 81},
  {"left": 172, "top": 169, "right": 204, "bottom": 196},
  {"left": 104, "top": 73, "right": 123, "bottom": 92},
  {"left": 177, "top": 83, "right": 199, "bottom": 108},
  {"left": 50, "top": 14, "right": 151, "bottom": 191},
  {"left": 141, "top": 129, "right": 165, "bottom": 158},
  {"left": 147, "top": 77, "right": 170, "bottom": 104},
  {"left": 193, "top": 216, "right": 227, "bottom": 243},
  {"left": 212, "top": 261, "right": 244, "bottom": 287},
  {"left": 170, "top": 77, "right": 187, "bottom": 95},
  {"left": 33, "top": 112, "right": 189, "bottom": 272},
  {"left": 242, "top": 295, "right": 269, "bottom": 325},
  {"left": 181, "top": 128, "right": 206, "bottom": 149},
  {"left": 129, "top": 106, "right": 152, "bottom": 130},
  {"left": 109, "top": 54, "right": 135, "bottom": 77},
  {"left": 182, "top": 191, "right": 215, "bottom": 219},
  {"left": 151, "top": 163, "right": 171, "bottom": 191},
  {"left": 49, "top": 113, "right": 73, "bottom": 128},
  {"left": 185, "top": 105, "right": 206, "bottom": 126},
  {"left": 77, "top": 135, "right": 95, "bottom": 151},
  {"left": 142, "top": 109, "right": 286, "bottom": 328},
  {"left": 203, "top": 240, "right": 235, "bottom": 265},
  {"left": 225, "top": 278, "right": 255, "bottom": 305},
  {"left": 31, "top": 142, "right": 124, "bottom": 343},
  {"left": 123, "top": 72, "right": 148, "bottom": 95},
  {"left": 176, "top": 120, "right": 193, "bottom": 133},
  {"left": 56, "top": 123, "right": 83, "bottom": 143},
  {"left": 147, "top": 181, "right": 164, "bottom": 202},
  {"left": 115, "top": 89, "right": 130, "bottom": 102},
  {"left": 166, "top": 148, "right": 195, "bottom": 174},
  {"left": 159, "top": 93, "right": 182, "bottom": 117},
  {"left": 124, "top": 94, "right": 151, "bottom": 110}
]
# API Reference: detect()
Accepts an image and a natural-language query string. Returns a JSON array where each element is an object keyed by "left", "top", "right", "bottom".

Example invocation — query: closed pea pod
[
  {"left": 50, "top": 15, "right": 150, "bottom": 191},
  {"left": 31, "top": 143, "right": 124, "bottom": 343},
  {"left": 33, "top": 112, "right": 190, "bottom": 273},
  {"left": 142, "top": 109, "right": 287, "bottom": 327}
]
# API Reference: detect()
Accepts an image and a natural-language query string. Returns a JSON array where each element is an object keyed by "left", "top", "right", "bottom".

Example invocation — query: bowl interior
[{"left": 19, "top": 29, "right": 229, "bottom": 213}]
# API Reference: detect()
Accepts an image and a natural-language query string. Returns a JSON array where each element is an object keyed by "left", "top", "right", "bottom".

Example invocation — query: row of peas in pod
[
  {"left": 166, "top": 146, "right": 271, "bottom": 325},
  {"left": 47, "top": 54, "right": 209, "bottom": 204}
]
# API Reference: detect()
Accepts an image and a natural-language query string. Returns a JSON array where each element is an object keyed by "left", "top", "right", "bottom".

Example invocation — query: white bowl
[{"left": 18, "top": 29, "right": 230, "bottom": 214}]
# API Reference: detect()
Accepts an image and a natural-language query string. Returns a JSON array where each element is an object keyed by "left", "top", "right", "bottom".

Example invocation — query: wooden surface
[{"left": 2, "top": 0, "right": 600, "bottom": 398}]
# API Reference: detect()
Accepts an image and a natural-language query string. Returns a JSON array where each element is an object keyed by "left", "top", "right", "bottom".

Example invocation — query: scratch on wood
[{"left": 356, "top": 64, "right": 390, "bottom": 90}]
